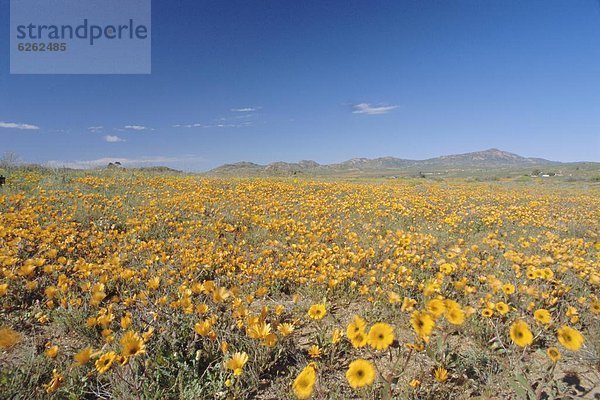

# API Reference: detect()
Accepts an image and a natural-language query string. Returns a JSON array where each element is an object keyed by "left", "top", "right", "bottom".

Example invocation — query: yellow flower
[
  {"left": 495, "top": 302, "right": 510, "bottom": 316},
  {"left": 331, "top": 328, "right": 342, "bottom": 344},
  {"left": 45, "top": 345, "right": 59, "bottom": 359},
  {"left": 534, "top": 309, "right": 551, "bottom": 325},
  {"left": 444, "top": 299, "right": 460, "bottom": 310},
  {"left": 255, "top": 286, "right": 268, "bottom": 297},
  {"left": 542, "top": 268, "right": 554, "bottom": 279},
  {"left": 44, "top": 369, "right": 63, "bottom": 394},
  {"left": 45, "top": 286, "right": 58, "bottom": 298},
  {"left": 35, "top": 313, "right": 50, "bottom": 324},
  {"left": 346, "top": 315, "right": 366, "bottom": 339},
  {"left": 590, "top": 301, "right": 600, "bottom": 314},
  {"left": 195, "top": 319, "right": 214, "bottom": 337},
  {"left": 388, "top": 291, "right": 401, "bottom": 304},
  {"left": 308, "top": 344, "right": 321, "bottom": 358},
  {"left": 426, "top": 299, "right": 446, "bottom": 319},
  {"left": 481, "top": 308, "right": 494, "bottom": 318},
  {"left": 102, "top": 328, "right": 114, "bottom": 343},
  {"left": 275, "top": 304, "right": 285, "bottom": 315},
  {"left": 0, "top": 283, "right": 8, "bottom": 296},
  {"left": 439, "top": 262, "right": 454, "bottom": 274},
  {"left": 263, "top": 333, "right": 278, "bottom": 347},
  {"left": 445, "top": 306, "right": 465, "bottom": 325},
  {"left": 196, "top": 303, "right": 209, "bottom": 314},
  {"left": 225, "top": 352, "right": 249, "bottom": 375},
  {"left": 434, "top": 366, "right": 448, "bottom": 383},
  {"left": 510, "top": 320, "right": 533, "bottom": 347},
  {"left": 464, "top": 306, "right": 476, "bottom": 318},
  {"left": 293, "top": 365, "right": 316, "bottom": 399},
  {"left": 212, "top": 286, "right": 230, "bottom": 303},
  {"left": 260, "top": 306, "right": 269, "bottom": 320},
  {"left": 346, "top": 359, "right": 375, "bottom": 389},
  {"left": 142, "top": 327, "right": 154, "bottom": 342},
  {"left": 277, "top": 322, "right": 295, "bottom": 336},
  {"left": 97, "top": 312, "right": 114, "bottom": 328},
  {"left": 409, "top": 378, "right": 421, "bottom": 388},
  {"left": 95, "top": 351, "right": 117, "bottom": 374},
  {"left": 502, "top": 283, "right": 515, "bottom": 295},
  {"left": 547, "top": 347, "right": 561, "bottom": 362},
  {"left": 349, "top": 329, "right": 367, "bottom": 348},
  {"left": 220, "top": 341, "right": 229, "bottom": 354},
  {"left": 401, "top": 297, "right": 417, "bottom": 312},
  {"left": 410, "top": 311, "right": 435, "bottom": 340},
  {"left": 0, "top": 327, "right": 21, "bottom": 349},
  {"left": 405, "top": 342, "right": 425, "bottom": 352},
  {"left": 120, "top": 330, "right": 146, "bottom": 358},
  {"left": 247, "top": 320, "right": 271, "bottom": 339},
  {"left": 423, "top": 282, "right": 439, "bottom": 297},
  {"left": 557, "top": 326, "right": 584, "bottom": 351},
  {"left": 566, "top": 306, "right": 579, "bottom": 324},
  {"left": 367, "top": 323, "right": 394, "bottom": 350},
  {"left": 120, "top": 313, "right": 132, "bottom": 330},
  {"left": 73, "top": 347, "right": 93, "bottom": 366},
  {"left": 307, "top": 304, "right": 326, "bottom": 320},
  {"left": 147, "top": 277, "right": 160, "bottom": 290}
]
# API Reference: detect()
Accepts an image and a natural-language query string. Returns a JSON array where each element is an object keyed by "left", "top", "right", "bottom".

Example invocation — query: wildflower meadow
[{"left": 0, "top": 169, "right": 598, "bottom": 399}]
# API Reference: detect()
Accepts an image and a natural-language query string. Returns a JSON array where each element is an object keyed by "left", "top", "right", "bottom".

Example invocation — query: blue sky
[{"left": 1, "top": 0, "right": 599, "bottom": 171}]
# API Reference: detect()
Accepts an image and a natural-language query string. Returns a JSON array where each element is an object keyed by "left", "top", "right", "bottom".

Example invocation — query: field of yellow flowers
[{"left": 1, "top": 170, "right": 598, "bottom": 399}]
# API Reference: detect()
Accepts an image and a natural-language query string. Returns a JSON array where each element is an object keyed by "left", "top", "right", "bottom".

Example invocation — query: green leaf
[
  {"left": 509, "top": 379, "right": 528, "bottom": 399},
  {"left": 437, "top": 336, "right": 444, "bottom": 355},
  {"left": 380, "top": 382, "right": 392, "bottom": 400},
  {"left": 512, "top": 373, "right": 536, "bottom": 399}
]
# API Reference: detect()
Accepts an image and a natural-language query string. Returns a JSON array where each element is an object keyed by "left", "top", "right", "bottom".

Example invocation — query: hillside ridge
[{"left": 208, "top": 148, "right": 567, "bottom": 176}]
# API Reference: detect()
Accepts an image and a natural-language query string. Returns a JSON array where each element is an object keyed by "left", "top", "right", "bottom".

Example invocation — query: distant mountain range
[{"left": 208, "top": 148, "right": 570, "bottom": 177}]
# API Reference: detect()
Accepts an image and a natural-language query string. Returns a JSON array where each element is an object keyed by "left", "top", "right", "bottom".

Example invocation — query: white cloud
[
  {"left": 88, "top": 126, "right": 103, "bottom": 132},
  {"left": 0, "top": 121, "right": 40, "bottom": 130},
  {"left": 231, "top": 107, "right": 260, "bottom": 112},
  {"left": 352, "top": 103, "right": 398, "bottom": 115},
  {"left": 174, "top": 121, "right": 252, "bottom": 128},
  {"left": 215, "top": 122, "right": 253, "bottom": 128},
  {"left": 44, "top": 155, "right": 205, "bottom": 170},
  {"left": 104, "top": 135, "right": 126, "bottom": 143},
  {"left": 175, "top": 110, "right": 258, "bottom": 128},
  {"left": 124, "top": 125, "right": 150, "bottom": 130},
  {"left": 173, "top": 123, "right": 205, "bottom": 128}
]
